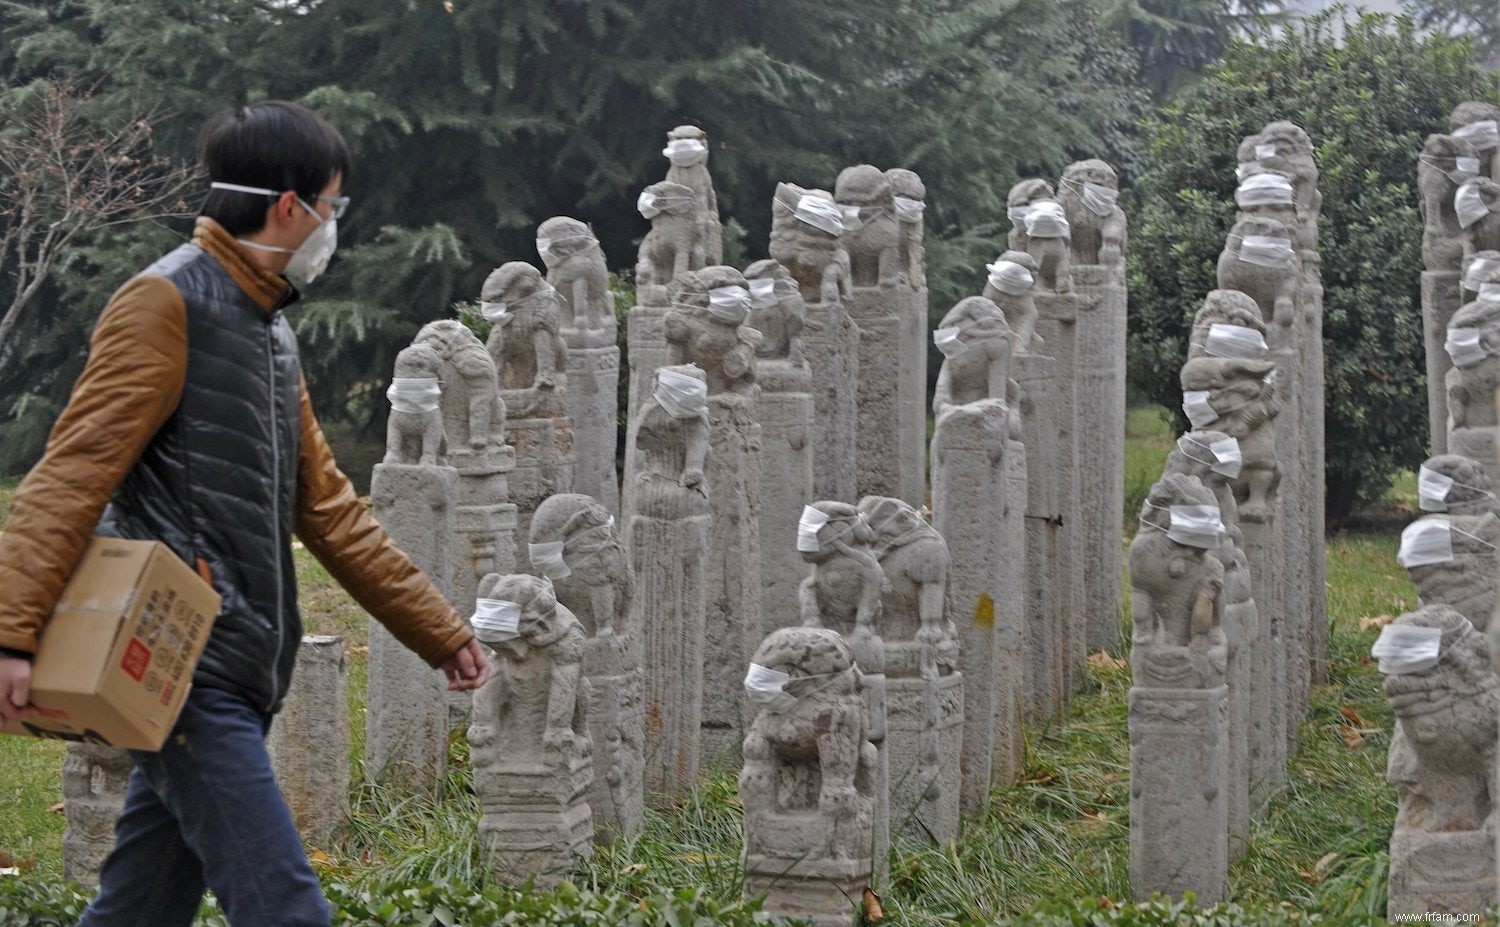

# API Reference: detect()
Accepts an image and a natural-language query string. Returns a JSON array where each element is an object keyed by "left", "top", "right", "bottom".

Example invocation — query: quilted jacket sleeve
[
  {"left": 292, "top": 377, "right": 473, "bottom": 668},
  {"left": 0, "top": 276, "right": 188, "bottom": 654}
]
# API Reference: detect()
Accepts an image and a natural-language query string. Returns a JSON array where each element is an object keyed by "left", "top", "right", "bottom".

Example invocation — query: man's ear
[{"left": 268, "top": 190, "right": 301, "bottom": 230}]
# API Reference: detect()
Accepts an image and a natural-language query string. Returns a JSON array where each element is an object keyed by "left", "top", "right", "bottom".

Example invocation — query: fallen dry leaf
[
  {"left": 1298, "top": 869, "right": 1321, "bottom": 885},
  {"left": 48, "top": 803, "right": 64, "bottom": 815},
  {"left": 0, "top": 852, "right": 10, "bottom": 868},
  {"left": 1338, "top": 705, "right": 1365, "bottom": 727},
  {"left": 862, "top": 887, "right": 885, "bottom": 923},
  {"left": 1358, "top": 614, "right": 1394, "bottom": 632},
  {"left": 1081, "top": 810, "right": 1110, "bottom": 827},
  {"left": 1314, "top": 852, "right": 1339, "bottom": 874},
  {"left": 619, "top": 863, "right": 648, "bottom": 876},
  {"left": 348, "top": 646, "right": 370, "bottom": 656},
  {"left": 1339, "top": 725, "right": 1365, "bottom": 749},
  {"left": 1027, "top": 772, "right": 1058, "bottom": 786},
  {"left": 1096, "top": 896, "right": 1116, "bottom": 911},
  {"left": 1087, "top": 651, "right": 1127, "bottom": 672},
  {"left": 308, "top": 848, "right": 333, "bottom": 869}
]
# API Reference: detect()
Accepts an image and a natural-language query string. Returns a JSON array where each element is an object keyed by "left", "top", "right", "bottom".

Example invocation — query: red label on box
[{"left": 121, "top": 638, "right": 151, "bottom": 681}]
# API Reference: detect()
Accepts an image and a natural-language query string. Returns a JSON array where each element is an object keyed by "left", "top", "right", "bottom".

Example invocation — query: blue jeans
[{"left": 76, "top": 686, "right": 330, "bottom": 927}]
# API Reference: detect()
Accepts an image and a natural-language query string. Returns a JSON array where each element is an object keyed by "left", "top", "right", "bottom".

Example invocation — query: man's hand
[
  {"left": 0, "top": 655, "right": 34, "bottom": 723},
  {"left": 442, "top": 638, "right": 491, "bottom": 692}
]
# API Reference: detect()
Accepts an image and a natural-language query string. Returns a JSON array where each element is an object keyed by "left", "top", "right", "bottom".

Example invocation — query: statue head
[
  {"left": 937, "top": 295, "right": 1011, "bottom": 354},
  {"left": 1189, "top": 289, "right": 1268, "bottom": 356},
  {"left": 482, "top": 261, "right": 548, "bottom": 305},
  {"left": 528, "top": 493, "right": 623, "bottom": 590},
  {"left": 536, "top": 216, "right": 599, "bottom": 268},
  {"left": 834, "top": 164, "right": 891, "bottom": 208},
  {"left": 798, "top": 500, "right": 875, "bottom": 566},
  {"left": 1007, "top": 178, "right": 1056, "bottom": 211},
  {"left": 1061, "top": 158, "right": 1119, "bottom": 191},
  {"left": 1449, "top": 101, "right": 1500, "bottom": 151},
  {"left": 638, "top": 180, "right": 697, "bottom": 220},
  {"left": 664, "top": 125, "right": 709, "bottom": 168}
]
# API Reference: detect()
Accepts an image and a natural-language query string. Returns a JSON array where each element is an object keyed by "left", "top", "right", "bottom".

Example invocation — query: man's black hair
[{"left": 199, "top": 101, "right": 351, "bottom": 236}]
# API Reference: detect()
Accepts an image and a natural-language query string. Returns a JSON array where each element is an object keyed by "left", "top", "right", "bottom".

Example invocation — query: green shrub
[{"left": 1126, "top": 8, "right": 1500, "bottom": 518}]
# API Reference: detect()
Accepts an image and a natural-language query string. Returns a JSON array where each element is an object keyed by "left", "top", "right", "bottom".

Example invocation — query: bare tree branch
[{"left": 0, "top": 79, "right": 200, "bottom": 369}]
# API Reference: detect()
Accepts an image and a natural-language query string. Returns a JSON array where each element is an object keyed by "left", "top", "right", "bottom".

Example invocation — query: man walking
[{"left": 0, "top": 100, "right": 489, "bottom": 926}]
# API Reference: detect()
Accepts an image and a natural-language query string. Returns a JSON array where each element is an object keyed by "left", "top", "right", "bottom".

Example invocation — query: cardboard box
[{"left": 0, "top": 535, "right": 220, "bottom": 750}]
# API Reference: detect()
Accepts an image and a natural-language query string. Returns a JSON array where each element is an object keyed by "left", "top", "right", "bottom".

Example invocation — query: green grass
[{"left": 0, "top": 422, "right": 1430, "bottom": 924}]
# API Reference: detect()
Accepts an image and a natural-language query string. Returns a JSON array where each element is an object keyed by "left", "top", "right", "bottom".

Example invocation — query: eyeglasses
[
  {"left": 209, "top": 182, "right": 350, "bottom": 220},
  {"left": 315, "top": 194, "right": 350, "bottom": 220}
]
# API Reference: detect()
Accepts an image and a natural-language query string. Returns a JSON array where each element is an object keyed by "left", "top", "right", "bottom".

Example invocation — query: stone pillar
[
  {"left": 930, "top": 296, "right": 1013, "bottom": 814},
  {"left": 367, "top": 462, "right": 455, "bottom": 790},
  {"left": 858, "top": 495, "right": 961, "bottom": 847},
  {"left": 61, "top": 744, "right": 131, "bottom": 887},
  {"left": 1380, "top": 605, "right": 1498, "bottom": 919},
  {"left": 626, "top": 289, "right": 671, "bottom": 423},
  {"left": 795, "top": 501, "right": 891, "bottom": 882},
  {"left": 801, "top": 296, "right": 860, "bottom": 502},
  {"left": 1031, "top": 289, "right": 1087, "bottom": 694},
  {"left": 469, "top": 573, "right": 593, "bottom": 888},
  {"left": 1446, "top": 289, "right": 1500, "bottom": 490},
  {"left": 747, "top": 259, "right": 816, "bottom": 625},
  {"left": 1179, "top": 290, "right": 1285, "bottom": 810},
  {"left": 1425, "top": 271, "right": 1463, "bottom": 454},
  {"left": 1127, "top": 473, "right": 1230, "bottom": 906},
  {"left": 837, "top": 165, "right": 926, "bottom": 507},
  {"left": 741, "top": 627, "right": 877, "bottom": 926},
  {"left": 267, "top": 635, "right": 349, "bottom": 849},
  {"left": 995, "top": 407, "right": 1027, "bottom": 784},
  {"left": 538, "top": 216, "right": 620, "bottom": 515},
  {"left": 528, "top": 493, "right": 644, "bottom": 843},
  {"left": 1014, "top": 352, "right": 1066, "bottom": 721},
  {"left": 625, "top": 365, "right": 712, "bottom": 803}
]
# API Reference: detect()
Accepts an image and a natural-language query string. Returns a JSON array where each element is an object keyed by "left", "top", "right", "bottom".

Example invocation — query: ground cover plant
[{"left": 0, "top": 410, "right": 1424, "bottom": 923}]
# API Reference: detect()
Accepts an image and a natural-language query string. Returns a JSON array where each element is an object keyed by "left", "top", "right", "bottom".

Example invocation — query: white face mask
[
  {"left": 536, "top": 237, "right": 553, "bottom": 258},
  {"left": 1065, "top": 178, "right": 1118, "bottom": 217},
  {"left": 785, "top": 195, "right": 843, "bottom": 235},
  {"left": 1167, "top": 504, "right": 1226, "bottom": 549},
  {"left": 1204, "top": 323, "right": 1269, "bottom": 359},
  {"left": 1235, "top": 160, "right": 1260, "bottom": 181},
  {"left": 387, "top": 377, "right": 441, "bottom": 414},
  {"left": 1454, "top": 156, "right": 1482, "bottom": 179},
  {"left": 706, "top": 285, "right": 751, "bottom": 324},
  {"left": 1455, "top": 182, "right": 1488, "bottom": 229},
  {"left": 1398, "top": 518, "right": 1454, "bottom": 567},
  {"left": 1209, "top": 438, "right": 1243, "bottom": 479},
  {"left": 748, "top": 277, "right": 777, "bottom": 309},
  {"left": 664, "top": 138, "right": 708, "bottom": 167},
  {"left": 933, "top": 326, "right": 965, "bottom": 359},
  {"left": 1464, "top": 257, "right": 1500, "bottom": 293},
  {"left": 1007, "top": 204, "right": 1030, "bottom": 226},
  {"left": 1235, "top": 173, "right": 1295, "bottom": 208},
  {"left": 1023, "top": 201, "right": 1069, "bottom": 238},
  {"left": 744, "top": 663, "right": 798, "bottom": 713},
  {"left": 1237, "top": 234, "right": 1294, "bottom": 268},
  {"left": 654, "top": 368, "right": 708, "bottom": 419},
  {"left": 986, "top": 259, "right": 1034, "bottom": 296},
  {"left": 1444, "top": 326, "right": 1487, "bottom": 367},
  {"left": 528, "top": 541, "right": 570, "bottom": 580},
  {"left": 1418, "top": 465, "right": 1456, "bottom": 512},
  {"left": 481, "top": 301, "right": 511, "bottom": 323},
  {"left": 1182, "top": 390, "right": 1218, "bottom": 429},
  {"left": 1255, "top": 143, "right": 1278, "bottom": 160},
  {"left": 1481, "top": 283, "right": 1500, "bottom": 305},
  {"left": 797, "top": 504, "right": 831, "bottom": 552},
  {"left": 1454, "top": 119, "right": 1500, "bottom": 152},
  {"left": 471, "top": 598, "right": 522, "bottom": 644},
  {"left": 839, "top": 204, "right": 864, "bottom": 232},
  {"left": 638, "top": 190, "right": 663, "bottom": 219},
  {"left": 893, "top": 195, "right": 925, "bottom": 222},
  {"left": 1370, "top": 624, "right": 1443, "bottom": 675},
  {"left": 215, "top": 182, "right": 340, "bottom": 283}
]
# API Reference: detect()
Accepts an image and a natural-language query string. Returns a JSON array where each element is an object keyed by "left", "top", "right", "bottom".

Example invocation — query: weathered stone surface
[
  {"left": 1014, "top": 351, "right": 1067, "bottom": 721},
  {"left": 483, "top": 263, "right": 576, "bottom": 569},
  {"left": 540, "top": 217, "right": 620, "bottom": 514},
  {"left": 529, "top": 493, "right": 643, "bottom": 843},
  {"left": 61, "top": 744, "right": 131, "bottom": 888},
  {"left": 1380, "top": 605, "right": 1498, "bottom": 919},
  {"left": 931, "top": 295, "right": 1014, "bottom": 813},
  {"left": 838, "top": 165, "right": 927, "bottom": 506},
  {"left": 1128, "top": 473, "right": 1230, "bottom": 906},
  {"left": 367, "top": 462, "right": 455, "bottom": 790},
  {"left": 998, "top": 396, "right": 1027, "bottom": 782},
  {"left": 740, "top": 627, "right": 878, "bottom": 926},
  {"left": 1445, "top": 286, "right": 1500, "bottom": 488},
  {"left": 267, "top": 635, "right": 349, "bottom": 849},
  {"left": 1178, "top": 291, "right": 1284, "bottom": 808},
  {"left": 1007, "top": 179, "right": 1071, "bottom": 294},
  {"left": 383, "top": 342, "right": 444, "bottom": 466},
  {"left": 1164, "top": 431, "right": 1254, "bottom": 860},
  {"left": 1400, "top": 500, "right": 1500, "bottom": 635},
  {"left": 747, "top": 259, "right": 816, "bottom": 624},
  {"left": 663, "top": 125, "right": 723, "bottom": 266},
  {"left": 1450, "top": 101, "right": 1500, "bottom": 182},
  {"left": 625, "top": 364, "right": 711, "bottom": 801},
  {"left": 796, "top": 501, "right": 891, "bottom": 880},
  {"left": 411, "top": 320, "right": 518, "bottom": 615},
  {"left": 468, "top": 573, "right": 593, "bottom": 887},
  {"left": 857, "top": 495, "right": 960, "bottom": 845},
  {"left": 663, "top": 267, "right": 763, "bottom": 764}
]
